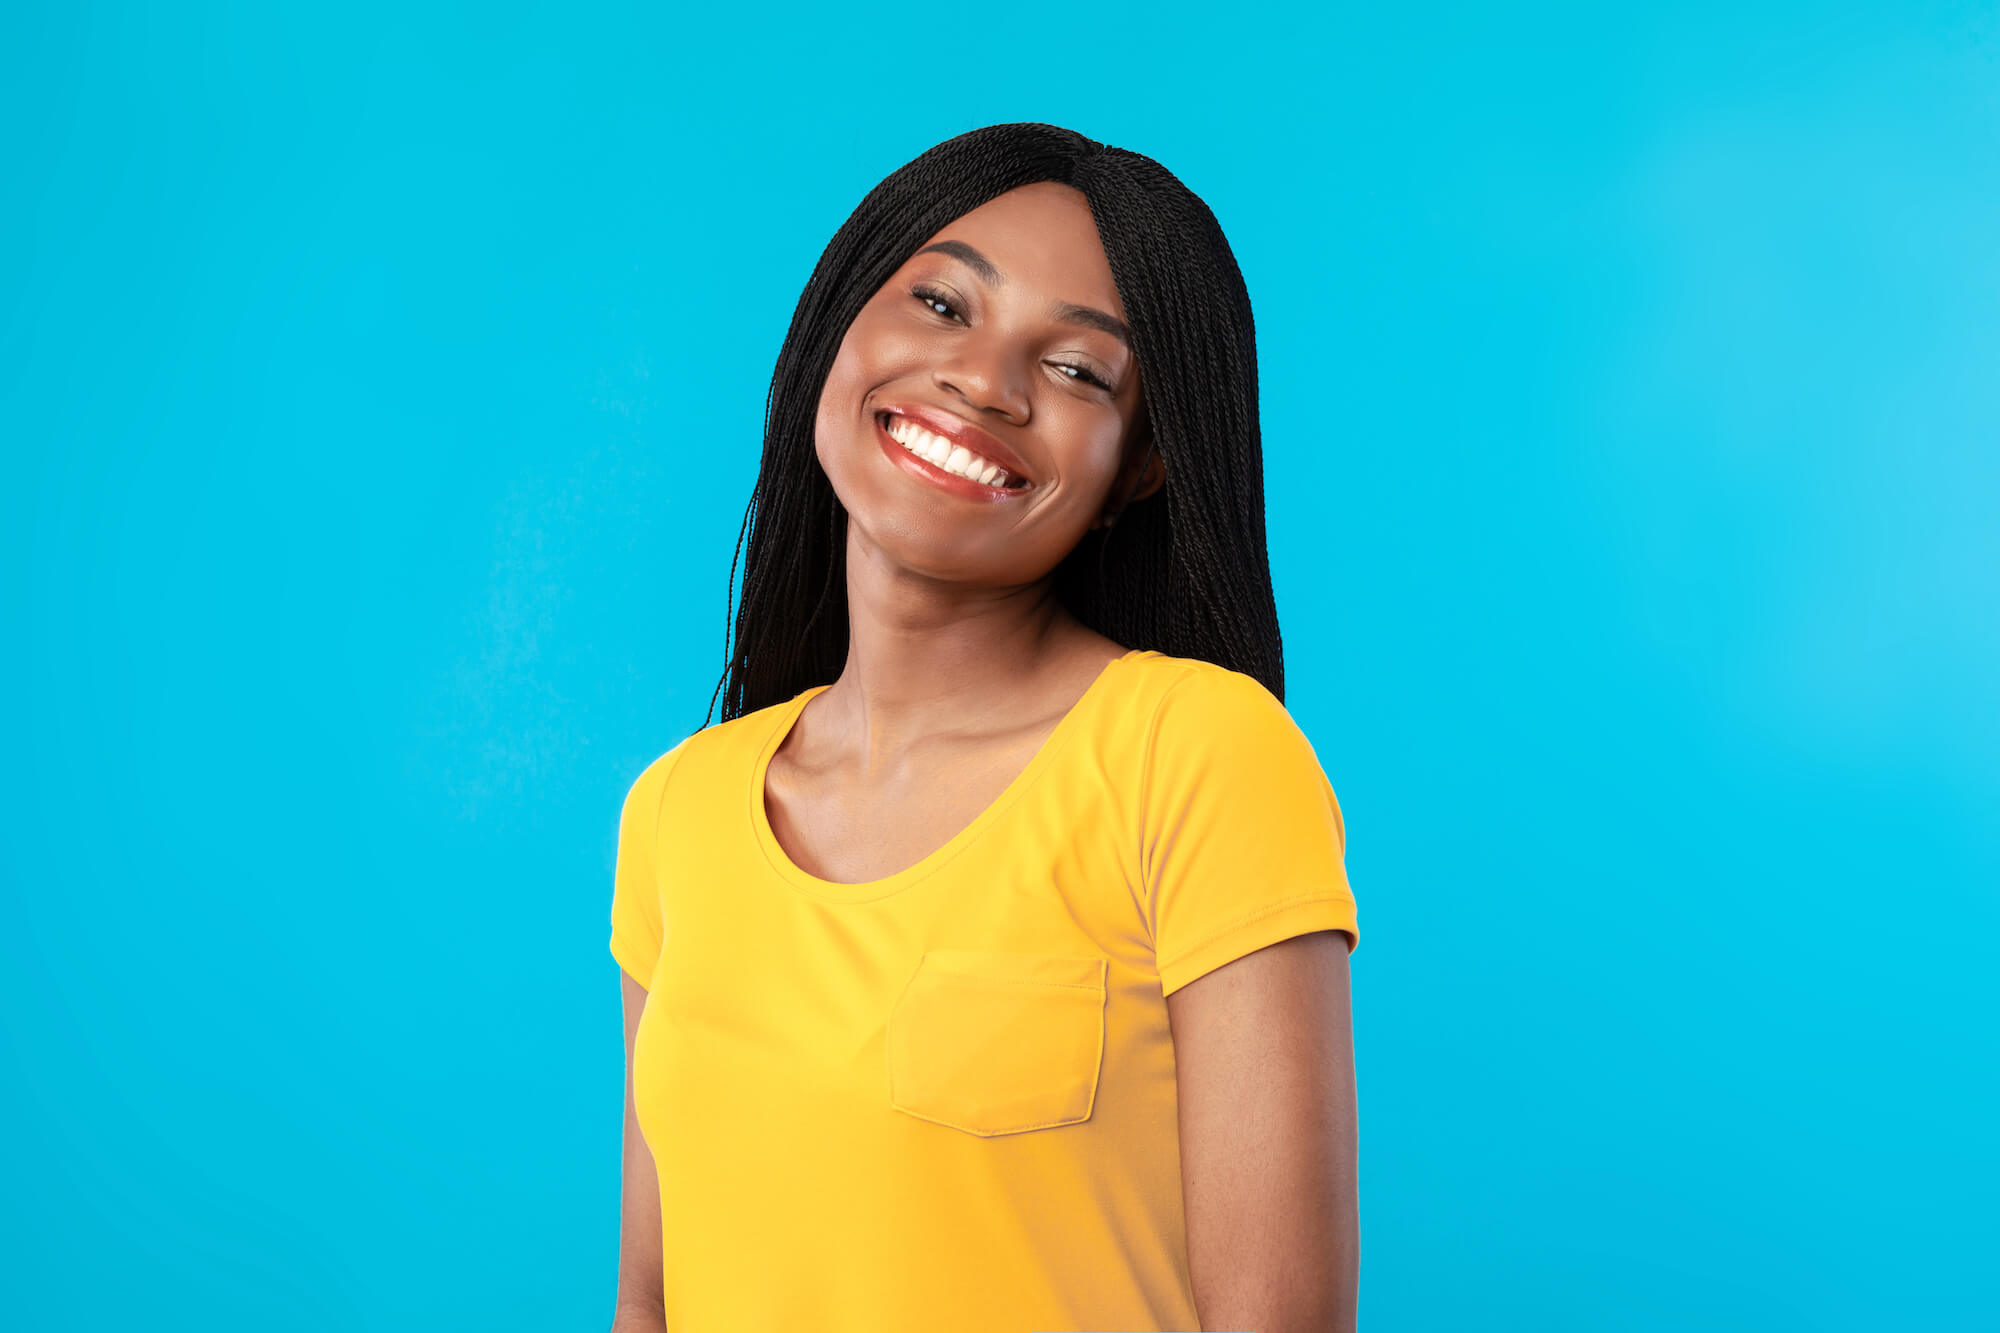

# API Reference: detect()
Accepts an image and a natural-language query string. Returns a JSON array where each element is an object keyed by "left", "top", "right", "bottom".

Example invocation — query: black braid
[{"left": 702, "top": 122, "right": 1285, "bottom": 726}]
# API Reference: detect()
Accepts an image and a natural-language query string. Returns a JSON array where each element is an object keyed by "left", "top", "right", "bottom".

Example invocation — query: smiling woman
[
  {"left": 608, "top": 123, "right": 1360, "bottom": 1333},
  {"left": 813, "top": 182, "right": 1161, "bottom": 597},
  {"left": 712, "top": 124, "right": 1281, "bottom": 716}
]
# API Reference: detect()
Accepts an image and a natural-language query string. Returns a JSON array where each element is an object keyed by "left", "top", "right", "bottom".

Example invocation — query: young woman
[{"left": 609, "top": 122, "right": 1360, "bottom": 1333}]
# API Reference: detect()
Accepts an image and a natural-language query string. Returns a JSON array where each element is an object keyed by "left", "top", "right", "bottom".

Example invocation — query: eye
[
  {"left": 911, "top": 281, "right": 1115, "bottom": 391},
  {"left": 910, "top": 283, "right": 965, "bottom": 323},
  {"left": 1055, "top": 362, "right": 1114, "bottom": 391}
]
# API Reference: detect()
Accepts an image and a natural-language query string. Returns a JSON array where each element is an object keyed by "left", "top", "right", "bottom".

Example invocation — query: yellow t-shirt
[{"left": 609, "top": 648, "right": 1359, "bottom": 1332}]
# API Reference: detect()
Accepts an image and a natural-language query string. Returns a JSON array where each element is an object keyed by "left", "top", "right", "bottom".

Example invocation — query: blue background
[{"left": 4, "top": 2, "right": 1994, "bottom": 1329}]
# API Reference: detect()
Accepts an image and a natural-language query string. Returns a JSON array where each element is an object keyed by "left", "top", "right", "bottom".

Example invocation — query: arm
[
  {"left": 1166, "top": 930, "right": 1359, "bottom": 1333},
  {"left": 611, "top": 970, "right": 668, "bottom": 1332}
]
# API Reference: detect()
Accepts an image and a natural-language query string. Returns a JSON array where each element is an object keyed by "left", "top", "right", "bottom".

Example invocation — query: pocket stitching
[{"left": 886, "top": 953, "right": 1107, "bottom": 1138}]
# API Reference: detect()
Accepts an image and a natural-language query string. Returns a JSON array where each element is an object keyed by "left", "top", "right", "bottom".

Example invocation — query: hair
[{"left": 702, "top": 121, "right": 1284, "bottom": 726}]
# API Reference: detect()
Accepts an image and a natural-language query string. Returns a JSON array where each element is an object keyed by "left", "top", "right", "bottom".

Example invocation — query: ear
[
  {"left": 1119, "top": 392, "right": 1165, "bottom": 504},
  {"left": 1127, "top": 437, "right": 1167, "bottom": 504}
]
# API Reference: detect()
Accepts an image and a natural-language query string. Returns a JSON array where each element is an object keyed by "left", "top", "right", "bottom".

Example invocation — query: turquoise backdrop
[{"left": 4, "top": 2, "right": 1994, "bottom": 1329}]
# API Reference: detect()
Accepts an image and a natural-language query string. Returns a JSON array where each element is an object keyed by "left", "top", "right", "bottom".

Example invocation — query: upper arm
[
  {"left": 614, "top": 970, "right": 666, "bottom": 1327},
  {"left": 1167, "top": 930, "right": 1359, "bottom": 1333}
]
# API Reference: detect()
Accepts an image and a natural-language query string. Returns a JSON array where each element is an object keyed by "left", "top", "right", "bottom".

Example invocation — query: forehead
[{"left": 910, "top": 182, "right": 1125, "bottom": 321}]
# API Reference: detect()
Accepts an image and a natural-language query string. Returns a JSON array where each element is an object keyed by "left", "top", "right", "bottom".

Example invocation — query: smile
[{"left": 873, "top": 411, "right": 1035, "bottom": 502}]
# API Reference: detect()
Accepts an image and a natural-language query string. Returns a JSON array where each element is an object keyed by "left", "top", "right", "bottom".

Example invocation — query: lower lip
[{"left": 873, "top": 414, "right": 1032, "bottom": 504}]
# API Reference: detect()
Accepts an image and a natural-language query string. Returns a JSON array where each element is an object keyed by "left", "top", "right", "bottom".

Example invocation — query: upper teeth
[{"left": 886, "top": 415, "right": 1015, "bottom": 489}]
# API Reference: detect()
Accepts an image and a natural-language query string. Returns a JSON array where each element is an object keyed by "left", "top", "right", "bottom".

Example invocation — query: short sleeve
[
  {"left": 1140, "top": 667, "right": 1359, "bottom": 998},
  {"left": 608, "top": 740, "right": 689, "bottom": 988}
]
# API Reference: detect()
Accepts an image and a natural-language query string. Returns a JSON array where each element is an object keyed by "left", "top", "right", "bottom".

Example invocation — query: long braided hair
[{"left": 702, "top": 121, "right": 1284, "bottom": 725}]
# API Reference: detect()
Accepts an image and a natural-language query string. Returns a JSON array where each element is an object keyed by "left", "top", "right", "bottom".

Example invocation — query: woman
[{"left": 609, "top": 122, "right": 1360, "bottom": 1333}]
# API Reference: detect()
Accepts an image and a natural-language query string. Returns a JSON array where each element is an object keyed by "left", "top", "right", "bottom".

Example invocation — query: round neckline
[{"left": 750, "top": 648, "right": 1153, "bottom": 903}]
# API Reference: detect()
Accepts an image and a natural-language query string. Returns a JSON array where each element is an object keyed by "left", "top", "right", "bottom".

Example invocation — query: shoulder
[
  {"left": 636, "top": 734, "right": 693, "bottom": 784},
  {"left": 1126, "top": 654, "right": 1331, "bottom": 799},
  {"left": 619, "top": 735, "right": 692, "bottom": 824},
  {"left": 1126, "top": 653, "right": 1301, "bottom": 751},
  {"left": 626, "top": 687, "right": 817, "bottom": 794},
  {"left": 1128, "top": 656, "right": 1347, "bottom": 861}
]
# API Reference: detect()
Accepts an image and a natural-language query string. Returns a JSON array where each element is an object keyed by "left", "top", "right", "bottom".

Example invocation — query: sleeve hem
[
  {"left": 609, "top": 932, "right": 658, "bottom": 989},
  {"left": 1157, "top": 893, "right": 1358, "bottom": 998}
]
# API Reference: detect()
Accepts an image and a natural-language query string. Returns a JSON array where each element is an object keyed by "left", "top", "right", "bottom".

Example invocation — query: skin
[
  {"left": 1167, "top": 933, "right": 1359, "bottom": 1332},
  {"left": 788, "top": 180, "right": 1163, "bottom": 824},
  {"left": 612, "top": 972, "right": 667, "bottom": 1333},
  {"left": 768, "top": 181, "right": 1165, "bottom": 882},
  {"left": 616, "top": 181, "right": 1358, "bottom": 1332}
]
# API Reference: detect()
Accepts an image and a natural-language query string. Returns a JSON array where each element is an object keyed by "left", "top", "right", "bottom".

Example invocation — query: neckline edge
[{"left": 748, "top": 647, "right": 1152, "bottom": 903}]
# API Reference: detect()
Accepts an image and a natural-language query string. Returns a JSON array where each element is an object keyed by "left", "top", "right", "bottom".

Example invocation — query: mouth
[{"left": 874, "top": 409, "right": 1034, "bottom": 493}]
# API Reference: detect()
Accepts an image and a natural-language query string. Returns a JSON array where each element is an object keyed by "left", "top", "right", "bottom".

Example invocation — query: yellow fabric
[{"left": 608, "top": 649, "right": 1358, "bottom": 1331}]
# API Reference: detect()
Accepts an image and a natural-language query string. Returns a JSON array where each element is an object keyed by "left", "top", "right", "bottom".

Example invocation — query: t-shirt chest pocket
[{"left": 885, "top": 949, "right": 1108, "bottom": 1137}]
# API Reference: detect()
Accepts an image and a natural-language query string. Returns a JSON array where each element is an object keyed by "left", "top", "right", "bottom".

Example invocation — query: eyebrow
[{"left": 915, "top": 240, "right": 1133, "bottom": 350}]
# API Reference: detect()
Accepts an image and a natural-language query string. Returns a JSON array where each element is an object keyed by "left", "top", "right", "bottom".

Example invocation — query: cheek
[
  {"left": 1065, "top": 415, "right": 1132, "bottom": 491},
  {"left": 817, "top": 315, "right": 894, "bottom": 416},
  {"left": 820, "top": 327, "right": 862, "bottom": 400},
  {"left": 814, "top": 327, "right": 872, "bottom": 449}
]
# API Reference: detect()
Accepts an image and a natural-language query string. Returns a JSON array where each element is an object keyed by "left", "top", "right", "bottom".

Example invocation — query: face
[{"left": 814, "top": 181, "right": 1164, "bottom": 586}]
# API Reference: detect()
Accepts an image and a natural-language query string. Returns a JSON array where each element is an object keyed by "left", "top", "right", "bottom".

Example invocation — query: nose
[{"left": 931, "top": 332, "right": 1031, "bottom": 424}]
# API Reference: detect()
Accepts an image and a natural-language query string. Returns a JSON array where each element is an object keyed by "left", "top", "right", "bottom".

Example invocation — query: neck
[{"left": 816, "top": 521, "right": 1093, "bottom": 772}]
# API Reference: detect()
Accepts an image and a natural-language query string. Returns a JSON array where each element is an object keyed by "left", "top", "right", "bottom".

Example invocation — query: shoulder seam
[
  {"left": 1136, "top": 663, "right": 1206, "bottom": 895},
  {"left": 644, "top": 736, "right": 694, "bottom": 888}
]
